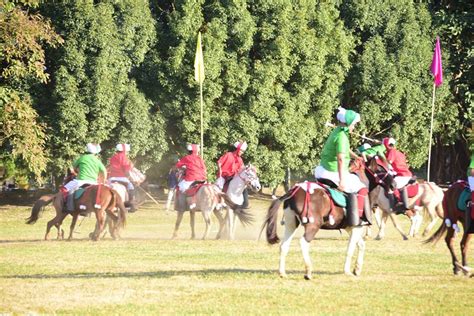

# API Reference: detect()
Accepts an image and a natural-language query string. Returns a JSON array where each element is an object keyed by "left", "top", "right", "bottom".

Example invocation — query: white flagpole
[
  {"left": 200, "top": 80, "right": 204, "bottom": 158},
  {"left": 427, "top": 82, "right": 436, "bottom": 182}
]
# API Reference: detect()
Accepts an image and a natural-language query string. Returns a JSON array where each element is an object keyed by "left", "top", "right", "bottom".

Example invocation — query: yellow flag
[{"left": 194, "top": 32, "right": 205, "bottom": 84}]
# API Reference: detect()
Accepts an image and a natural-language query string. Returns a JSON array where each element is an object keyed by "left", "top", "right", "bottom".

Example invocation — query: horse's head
[
  {"left": 239, "top": 164, "right": 261, "bottom": 192},
  {"left": 349, "top": 157, "right": 369, "bottom": 186},
  {"left": 365, "top": 157, "right": 395, "bottom": 191}
]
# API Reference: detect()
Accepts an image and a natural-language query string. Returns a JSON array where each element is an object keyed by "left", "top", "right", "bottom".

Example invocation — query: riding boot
[
  {"left": 401, "top": 187, "right": 409, "bottom": 209},
  {"left": 363, "top": 195, "right": 372, "bottom": 225},
  {"left": 242, "top": 189, "right": 250, "bottom": 209},
  {"left": 127, "top": 189, "right": 137, "bottom": 212},
  {"left": 393, "top": 188, "right": 408, "bottom": 215},
  {"left": 346, "top": 193, "right": 360, "bottom": 227},
  {"left": 66, "top": 192, "right": 75, "bottom": 212}
]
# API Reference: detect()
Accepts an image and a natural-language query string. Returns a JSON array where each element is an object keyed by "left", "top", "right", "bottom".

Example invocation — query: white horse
[
  {"left": 222, "top": 165, "right": 261, "bottom": 240},
  {"left": 370, "top": 182, "right": 444, "bottom": 240}
]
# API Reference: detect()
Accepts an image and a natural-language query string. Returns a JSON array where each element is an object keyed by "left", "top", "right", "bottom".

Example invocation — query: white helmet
[{"left": 86, "top": 143, "right": 101, "bottom": 154}]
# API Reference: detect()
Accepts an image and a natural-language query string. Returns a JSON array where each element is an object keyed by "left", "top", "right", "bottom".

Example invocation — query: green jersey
[
  {"left": 320, "top": 127, "right": 350, "bottom": 172},
  {"left": 363, "top": 144, "right": 386, "bottom": 159},
  {"left": 73, "top": 154, "right": 106, "bottom": 181}
]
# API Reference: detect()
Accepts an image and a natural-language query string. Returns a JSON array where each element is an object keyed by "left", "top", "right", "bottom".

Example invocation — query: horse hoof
[
  {"left": 304, "top": 274, "right": 312, "bottom": 280},
  {"left": 279, "top": 273, "right": 287, "bottom": 278},
  {"left": 375, "top": 235, "right": 382, "bottom": 241},
  {"left": 402, "top": 236, "right": 409, "bottom": 241},
  {"left": 353, "top": 269, "right": 361, "bottom": 277},
  {"left": 344, "top": 270, "right": 355, "bottom": 277}
]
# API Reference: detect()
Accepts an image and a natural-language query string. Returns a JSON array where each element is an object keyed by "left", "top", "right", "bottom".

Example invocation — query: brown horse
[
  {"left": 26, "top": 185, "right": 126, "bottom": 241},
  {"left": 262, "top": 163, "right": 370, "bottom": 279},
  {"left": 425, "top": 181, "right": 472, "bottom": 276}
]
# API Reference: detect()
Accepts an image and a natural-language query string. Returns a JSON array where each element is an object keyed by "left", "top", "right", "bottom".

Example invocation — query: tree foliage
[{"left": 0, "top": 0, "right": 63, "bottom": 181}]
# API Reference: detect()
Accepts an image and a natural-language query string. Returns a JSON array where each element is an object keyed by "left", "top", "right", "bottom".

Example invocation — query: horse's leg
[
  {"left": 201, "top": 210, "right": 212, "bottom": 240},
  {"left": 344, "top": 227, "right": 361, "bottom": 276},
  {"left": 389, "top": 212, "right": 409, "bottom": 240},
  {"left": 92, "top": 210, "right": 106, "bottom": 241},
  {"left": 460, "top": 232, "right": 472, "bottom": 276},
  {"left": 352, "top": 226, "right": 366, "bottom": 276},
  {"left": 213, "top": 208, "right": 225, "bottom": 240},
  {"left": 445, "top": 227, "right": 461, "bottom": 275},
  {"left": 172, "top": 211, "right": 184, "bottom": 239},
  {"left": 375, "top": 210, "right": 388, "bottom": 240},
  {"left": 422, "top": 206, "right": 439, "bottom": 237},
  {"left": 67, "top": 214, "right": 79, "bottom": 240},
  {"left": 45, "top": 213, "right": 66, "bottom": 240},
  {"left": 226, "top": 208, "right": 234, "bottom": 240},
  {"left": 190, "top": 210, "right": 196, "bottom": 240},
  {"left": 279, "top": 208, "right": 298, "bottom": 278},
  {"left": 232, "top": 213, "right": 238, "bottom": 240}
]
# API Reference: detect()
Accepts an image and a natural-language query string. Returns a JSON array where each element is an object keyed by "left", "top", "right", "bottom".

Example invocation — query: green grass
[{"left": 0, "top": 197, "right": 472, "bottom": 315}]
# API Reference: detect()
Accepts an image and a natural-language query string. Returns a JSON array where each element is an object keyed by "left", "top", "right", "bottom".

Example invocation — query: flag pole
[
  {"left": 427, "top": 82, "right": 436, "bottom": 182},
  {"left": 200, "top": 80, "right": 204, "bottom": 158}
]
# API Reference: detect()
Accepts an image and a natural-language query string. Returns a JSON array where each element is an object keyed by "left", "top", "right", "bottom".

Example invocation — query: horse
[
  {"left": 262, "top": 161, "right": 370, "bottom": 279},
  {"left": 172, "top": 165, "right": 259, "bottom": 240},
  {"left": 363, "top": 157, "right": 444, "bottom": 239},
  {"left": 26, "top": 184, "right": 126, "bottom": 241},
  {"left": 425, "top": 181, "right": 473, "bottom": 276},
  {"left": 222, "top": 164, "right": 261, "bottom": 240}
]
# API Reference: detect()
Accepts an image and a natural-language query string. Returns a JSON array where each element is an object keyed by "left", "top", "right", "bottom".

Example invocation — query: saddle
[
  {"left": 185, "top": 181, "right": 207, "bottom": 197},
  {"left": 455, "top": 181, "right": 470, "bottom": 212}
]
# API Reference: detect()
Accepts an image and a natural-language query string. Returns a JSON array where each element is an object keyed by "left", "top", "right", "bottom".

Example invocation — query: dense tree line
[{"left": 0, "top": 0, "right": 472, "bottom": 188}]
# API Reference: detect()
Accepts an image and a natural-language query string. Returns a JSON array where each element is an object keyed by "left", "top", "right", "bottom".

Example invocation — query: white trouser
[
  {"left": 314, "top": 165, "right": 365, "bottom": 193},
  {"left": 108, "top": 177, "right": 134, "bottom": 190},
  {"left": 393, "top": 176, "right": 411, "bottom": 189},
  {"left": 215, "top": 176, "right": 225, "bottom": 190},
  {"left": 468, "top": 176, "right": 474, "bottom": 191},
  {"left": 63, "top": 179, "right": 98, "bottom": 193},
  {"left": 178, "top": 180, "right": 194, "bottom": 193}
]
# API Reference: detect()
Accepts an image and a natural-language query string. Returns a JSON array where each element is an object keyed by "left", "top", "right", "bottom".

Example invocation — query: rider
[
  {"left": 107, "top": 143, "right": 136, "bottom": 211},
  {"left": 383, "top": 137, "right": 414, "bottom": 213},
  {"left": 216, "top": 140, "right": 249, "bottom": 208},
  {"left": 174, "top": 144, "right": 207, "bottom": 211},
  {"left": 60, "top": 143, "right": 107, "bottom": 212},
  {"left": 314, "top": 107, "right": 370, "bottom": 226}
]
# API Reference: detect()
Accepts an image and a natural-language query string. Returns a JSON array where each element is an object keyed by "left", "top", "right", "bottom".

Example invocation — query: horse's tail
[
  {"left": 260, "top": 189, "right": 296, "bottom": 244},
  {"left": 424, "top": 220, "right": 447, "bottom": 245},
  {"left": 218, "top": 193, "right": 253, "bottom": 226},
  {"left": 111, "top": 189, "right": 127, "bottom": 229},
  {"left": 26, "top": 194, "right": 55, "bottom": 224}
]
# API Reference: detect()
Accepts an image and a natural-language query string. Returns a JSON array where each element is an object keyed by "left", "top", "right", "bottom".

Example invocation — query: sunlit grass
[{"left": 0, "top": 197, "right": 472, "bottom": 314}]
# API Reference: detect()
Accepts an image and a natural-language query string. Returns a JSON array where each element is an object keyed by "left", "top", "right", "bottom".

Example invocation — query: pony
[
  {"left": 262, "top": 161, "right": 370, "bottom": 279},
  {"left": 222, "top": 164, "right": 261, "bottom": 240},
  {"left": 363, "top": 157, "right": 444, "bottom": 240},
  {"left": 425, "top": 181, "right": 473, "bottom": 276},
  {"left": 172, "top": 165, "right": 259, "bottom": 240},
  {"left": 26, "top": 184, "right": 126, "bottom": 241}
]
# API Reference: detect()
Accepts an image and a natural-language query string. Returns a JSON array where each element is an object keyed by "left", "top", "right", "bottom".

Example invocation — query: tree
[
  {"left": 37, "top": 0, "right": 167, "bottom": 176},
  {"left": 141, "top": 0, "right": 353, "bottom": 187},
  {"left": 0, "top": 0, "right": 63, "bottom": 182},
  {"left": 340, "top": 0, "right": 459, "bottom": 175}
]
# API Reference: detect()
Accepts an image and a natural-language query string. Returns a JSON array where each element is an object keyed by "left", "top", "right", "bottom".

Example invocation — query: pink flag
[{"left": 430, "top": 37, "right": 443, "bottom": 87}]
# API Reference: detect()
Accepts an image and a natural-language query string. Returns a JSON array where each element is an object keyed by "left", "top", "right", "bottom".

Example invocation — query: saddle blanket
[
  {"left": 457, "top": 187, "right": 471, "bottom": 212},
  {"left": 185, "top": 182, "right": 207, "bottom": 197},
  {"left": 394, "top": 183, "right": 419, "bottom": 200},
  {"left": 296, "top": 181, "right": 346, "bottom": 208}
]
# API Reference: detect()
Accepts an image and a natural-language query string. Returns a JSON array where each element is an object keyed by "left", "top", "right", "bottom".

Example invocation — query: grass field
[{"left": 0, "top": 196, "right": 473, "bottom": 315}]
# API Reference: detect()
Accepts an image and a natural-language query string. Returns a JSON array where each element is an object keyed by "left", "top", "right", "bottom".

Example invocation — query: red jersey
[
  {"left": 108, "top": 152, "right": 133, "bottom": 178},
  {"left": 217, "top": 151, "right": 244, "bottom": 177},
  {"left": 386, "top": 148, "right": 412, "bottom": 177},
  {"left": 176, "top": 153, "right": 207, "bottom": 181}
]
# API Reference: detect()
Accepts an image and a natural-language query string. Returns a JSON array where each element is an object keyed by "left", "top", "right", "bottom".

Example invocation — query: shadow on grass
[{"left": 0, "top": 268, "right": 340, "bottom": 279}]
